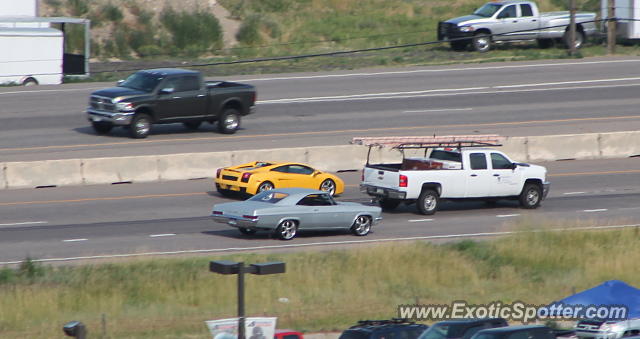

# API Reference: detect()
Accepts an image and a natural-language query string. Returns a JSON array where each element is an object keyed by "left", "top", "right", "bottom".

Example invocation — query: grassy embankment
[
  {"left": 1, "top": 220, "right": 639, "bottom": 338},
  {"left": 44, "top": 0, "right": 640, "bottom": 81}
]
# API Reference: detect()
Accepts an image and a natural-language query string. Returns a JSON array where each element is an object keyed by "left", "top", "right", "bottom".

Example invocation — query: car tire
[
  {"left": 183, "top": 121, "right": 202, "bottom": 130},
  {"left": 217, "top": 108, "right": 241, "bottom": 134},
  {"left": 379, "top": 198, "right": 401, "bottom": 211},
  {"left": 257, "top": 181, "right": 274, "bottom": 193},
  {"left": 351, "top": 215, "right": 372, "bottom": 236},
  {"left": 129, "top": 113, "right": 152, "bottom": 139},
  {"left": 319, "top": 179, "right": 336, "bottom": 196},
  {"left": 472, "top": 32, "right": 491, "bottom": 52},
  {"left": 563, "top": 30, "right": 585, "bottom": 49},
  {"left": 239, "top": 228, "right": 257, "bottom": 235},
  {"left": 417, "top": 189, "right": 439, "bottom": 215},
  {"left": 91, "top": 121, "right": 113, "bottom": 135},
  {"left": 275, "top": 220, "right": 297, "bottom": 240},
  {"left": 22, "top": 77, "right": 38, "bottom": 86},
  {"left": 519, "top": 183, "right": 542, "bottom": 209}
]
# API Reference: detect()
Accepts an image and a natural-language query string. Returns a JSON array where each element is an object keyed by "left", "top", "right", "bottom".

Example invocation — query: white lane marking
[
  {"left": 238, "top": 59, "right": 640, "bottom": 82},
  {"left": 494, "top": 76, "right": 640, "bottom": 89},
  {"left": 563, "top": 192, "right": 586, "bottom": 195},
  {"left": 408, "top": 219, "right": 434, "bottom": 222},
  {"left": 583, "top": 209, "right": 608, "bottom": 212},
  {"left": 62, "top": 238, "right": 88, "bottom": 242},
  {"left": 259, "top": 87, "right": 488, "bottom": 104},
  {"left": 257, "top": 82, "right": 640, "bottom": 104},
  {"left": 149, "top": 233, "right": 176, "bottom": 238},
  {"left": 4, "top": 223, "right": 640, "bottom": 265},
  {"left": 403, "top": 108, "right": 473, "bottom": 113},
  {"left": 496, "top": 214, "right": 520, "bottom": 218},
  {"left": 0, "top": 221, "right": 48, "bottom": 227}
]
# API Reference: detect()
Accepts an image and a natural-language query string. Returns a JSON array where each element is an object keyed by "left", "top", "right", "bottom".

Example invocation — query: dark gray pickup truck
[{"left": 86, "top": 68, "right": 256, "bottom": 138}]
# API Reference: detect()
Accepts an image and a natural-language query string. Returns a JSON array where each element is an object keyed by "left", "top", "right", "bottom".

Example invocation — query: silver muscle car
[{"left": 211, "top": 188, "right": 382, "bottom": 240}]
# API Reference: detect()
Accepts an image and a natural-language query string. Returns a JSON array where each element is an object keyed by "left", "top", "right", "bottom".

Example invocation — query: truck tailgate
[{"left": 363, "top": 166, "right": 399, "bottom": 189}]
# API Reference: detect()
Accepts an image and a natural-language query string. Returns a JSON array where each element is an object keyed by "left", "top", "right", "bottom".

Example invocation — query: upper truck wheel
[
  {"left": 472, "top": 33, "right": 491, "bottom": 52},
  {"left": 218, "top": 108, "right": 241, "bottom": 134}
]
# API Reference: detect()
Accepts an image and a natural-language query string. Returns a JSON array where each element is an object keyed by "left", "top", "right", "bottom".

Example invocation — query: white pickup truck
[
  {"left": 358, "top": 138, "right": 550, "bottom": 215},
  {"left": 437, "top": 0, "right": 598, "bottom": 52}
]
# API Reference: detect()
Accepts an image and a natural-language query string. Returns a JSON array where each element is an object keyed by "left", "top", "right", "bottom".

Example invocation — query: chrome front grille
[{"left": 90, "top": 96, "right": 115, "bottom": 112}]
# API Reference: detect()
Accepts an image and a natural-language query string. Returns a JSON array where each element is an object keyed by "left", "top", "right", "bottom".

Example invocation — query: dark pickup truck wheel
[
  {"left": 218, "top": 108, "right": 240, "bottom": 134},
  {"left": 129, "top": 113, "right": 152, "bottom": 139},
  {"left": 91, "top": 121, "right": 113, "bottom": 135}
]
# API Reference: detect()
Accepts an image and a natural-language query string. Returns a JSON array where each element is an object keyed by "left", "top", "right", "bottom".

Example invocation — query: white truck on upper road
[
  {"left": 437, "top": 0, "right": 598, "bottom": 52},
  {"left": 357, "top": 136, "right": 550, "bottom": 215}
]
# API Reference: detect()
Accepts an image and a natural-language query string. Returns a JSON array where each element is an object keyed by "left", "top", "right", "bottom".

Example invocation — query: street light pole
[
  {"left": 210, "top": 260, "right": 286, "bottom": 339},
  {"left": 238, "top": 262, "right": 246, "bottom": 339}
]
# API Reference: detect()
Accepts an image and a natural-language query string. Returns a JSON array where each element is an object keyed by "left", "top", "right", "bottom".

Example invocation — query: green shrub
[
  {"left": 161, "top": 7, "right": 223, "bottom": 54},
  {"left": 66, "top": 0, "right": 88, "bottom": 16},
  {"left": 102, "top": 3, "right": 124, "bottom": 22},
  {"left": 236, "top": 14, "right": 263, "bottom": 45}
]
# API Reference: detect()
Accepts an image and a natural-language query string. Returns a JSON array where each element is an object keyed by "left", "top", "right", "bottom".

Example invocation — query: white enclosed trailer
[
  {"left": 0, "top": 27, "right": 63, "bottom": 85},
  {"left": 602, "top": 0, "right": 640, "bottom": 40}
]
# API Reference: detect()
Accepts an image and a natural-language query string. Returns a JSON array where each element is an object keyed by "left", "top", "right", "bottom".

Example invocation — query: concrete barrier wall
[
  {"left": 158, "top": 152, "right": 232, "bottom": 181},
  {"left": 3, "top": 131, "right": 639, "bottom": 189},
  {"left": 5, "top": 159, "right": 83, "bottom": 189}
]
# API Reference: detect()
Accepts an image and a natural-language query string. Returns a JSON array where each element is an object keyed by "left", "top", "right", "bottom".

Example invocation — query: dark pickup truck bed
[{"left": 86, "top": 68, "right": 256, "bottom": 138}]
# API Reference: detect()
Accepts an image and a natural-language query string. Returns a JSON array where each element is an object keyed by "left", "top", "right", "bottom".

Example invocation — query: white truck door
[
  {"left": 489, "top": 152, "right": 522, "bottom": 196},
  {"left": 516, "top": 3, "right": 539, "bottom": 40},
  {"left": 464, "top": 152, "right": 493, "bottom": 197},
  {"left": 494, "top": 4, "right": 519, "bottom": 41}
]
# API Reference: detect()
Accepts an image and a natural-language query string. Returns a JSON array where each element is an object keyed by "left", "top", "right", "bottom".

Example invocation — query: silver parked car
[{"left": 211, "top": 188, "right": 382, "bottom": 240}]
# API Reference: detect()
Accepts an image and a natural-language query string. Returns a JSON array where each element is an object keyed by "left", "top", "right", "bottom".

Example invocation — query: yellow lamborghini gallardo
[{"left": 215, "top": 161, "right": 345, "bottom": 196}]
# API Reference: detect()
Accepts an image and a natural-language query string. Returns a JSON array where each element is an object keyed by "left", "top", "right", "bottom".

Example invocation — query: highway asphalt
[
  {"left": 2, "top": 57, "right": 640, "bottom": 161},
  {"left": 1, "top": 157, "right": 638, "bottom": 265}
]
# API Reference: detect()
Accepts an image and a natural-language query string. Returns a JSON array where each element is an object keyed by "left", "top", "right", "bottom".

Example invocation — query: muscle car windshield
[{"left": 473, "top": 3, "right": 502, "bottom": 17}]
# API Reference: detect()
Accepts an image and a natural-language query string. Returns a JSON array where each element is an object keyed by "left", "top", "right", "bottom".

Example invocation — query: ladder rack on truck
[{"left": 351, "top": 135, "right": 505, "bottom": 164}]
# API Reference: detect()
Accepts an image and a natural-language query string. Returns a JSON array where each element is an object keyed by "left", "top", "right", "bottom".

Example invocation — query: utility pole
[
  {"left": 608, "top": 0, "right": 616, "bottom": 54},
  {"left": 568, "top": 0, "right": 577, "bottom": 56}
]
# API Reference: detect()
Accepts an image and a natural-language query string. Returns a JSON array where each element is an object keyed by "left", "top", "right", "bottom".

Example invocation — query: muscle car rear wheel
[
  {"left": 276, "top": 220, "right": 297, "bottom": 240},
  {"left": 91, "top": 122, "right": 113, "bottom": 134},
  {"left": 257, "top": 181, "right": 274, "bottom": 193},
  {"left": 417, "top": 189, "right": 439, "bottom": 215},
  {"left": 218, "top": 108, "right": 240, "bottom": 134},
  {"left": 351, "top": 215, "right": 372, "bottom": 236},
  {"left": 130, "top": 113, "right": 151, "bottom": 139},
  {"left": 239, "top": 228, "right": 257, "bottom": 235},
  {"left": 183, "top": 121, "right": 201, "bottom": 130},
  {"left": 319, "top": 179, "right": 336, "bottom": 196},
  {"left": 519, "top": 183, "right": 542, "bottom": 209}
]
